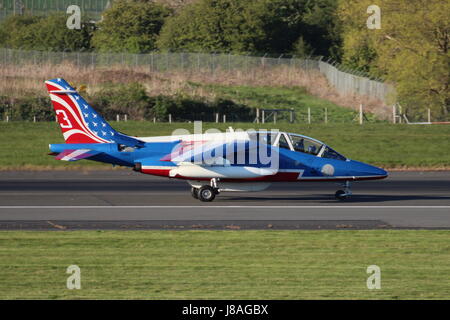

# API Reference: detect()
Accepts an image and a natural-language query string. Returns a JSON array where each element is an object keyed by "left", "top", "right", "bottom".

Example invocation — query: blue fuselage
[{"left": 49, "top": 142, "right": 388, "bottom": 181}]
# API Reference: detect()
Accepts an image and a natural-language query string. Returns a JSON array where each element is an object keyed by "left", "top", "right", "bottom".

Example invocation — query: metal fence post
[
  {"left": 392, "top": 105, "right": 396, "bottom": 124},
  {"left": 151, "top": 52, "right": 154, "bottom": 72},
  {"left": 359, "top": 104, "right": 363, "bottom": 125},
  {"left": 197, "top": 53, "right": 200, "bottom": 72},
  {"left": 166, "top": 53, "right": 169, "bottom": 71}
]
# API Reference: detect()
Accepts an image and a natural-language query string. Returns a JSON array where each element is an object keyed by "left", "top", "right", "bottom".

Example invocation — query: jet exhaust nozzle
[{"left": 133, "top": 162, "right": 142, "bottom": 172}]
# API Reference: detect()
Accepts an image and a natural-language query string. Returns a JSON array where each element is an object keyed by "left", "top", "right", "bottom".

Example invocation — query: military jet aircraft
[{"left": 46, "top": 78, "right": 388, "bottom": 202}]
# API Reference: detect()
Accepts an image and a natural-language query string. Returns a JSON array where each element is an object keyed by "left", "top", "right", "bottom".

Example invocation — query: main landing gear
[
  {"left": 191, "top": 179, "right": 353, "bottom": 202},
  {"left": 191, "top": 179, "right": 220, "bottom": 202},
  {"left": 335, "top": 181, "right": 352, "bottom": 200}
]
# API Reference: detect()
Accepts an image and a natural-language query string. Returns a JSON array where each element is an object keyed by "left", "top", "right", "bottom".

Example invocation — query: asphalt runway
[{"left": 0, "top": 170, "right": 449, "bottom": 230}]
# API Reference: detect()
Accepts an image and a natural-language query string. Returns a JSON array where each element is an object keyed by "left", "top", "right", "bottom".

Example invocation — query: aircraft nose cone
[
  {"left": 371, "top": 165, "right": 388, "bottom": 177},
  {"left": 350, "top": 160, "right": 388, "bottom": 178}
]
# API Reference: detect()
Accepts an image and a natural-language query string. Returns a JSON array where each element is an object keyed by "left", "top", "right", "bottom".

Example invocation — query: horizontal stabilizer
[
  {"left": 48, "top": 89, "right": 77, "bottom": 94},
  {"left": 54, "top": 149, "right": 101, "bottom": 161}
]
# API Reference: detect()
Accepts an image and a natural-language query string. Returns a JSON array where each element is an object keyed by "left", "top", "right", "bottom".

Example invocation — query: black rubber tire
[
  {"left": 191, "top": 187, "right": 199, "bottom": 199},
  {"left": 335, "top": 190, "right": 347, "bottom": 200},
  {"left": 198, "top": 185, "right": 216, "bottom": 202}
]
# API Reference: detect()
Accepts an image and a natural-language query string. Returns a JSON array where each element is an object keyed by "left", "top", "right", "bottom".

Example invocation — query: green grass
[
  {"left": 203, "top": 84, "right": 376, "bottom": 123},
  {"left": 1, "top": 122, "right": 449, "bottom": 169},
  {"left": 0, "top": 230, "right": 449, "bottom": 299}
]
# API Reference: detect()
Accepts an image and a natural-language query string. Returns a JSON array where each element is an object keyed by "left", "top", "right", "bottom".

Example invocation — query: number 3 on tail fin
[{"left": 56, "top": 110, "right": 72, "bottom": 129}]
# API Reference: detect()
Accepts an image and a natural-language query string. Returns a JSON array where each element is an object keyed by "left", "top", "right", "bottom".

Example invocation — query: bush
[
  {"left": 213, "top": 98, "right": 255, "bottom": 122},
  {"left": 88, "top": 82, "right": 254, "bottom": 122},
  {"left": 157, "top": 0, "right": 340, "bottom": 57},
  {"left": 0, "top": 15, "right": 40, "bottom": 49},
  {"left": 148, "top": 95, "right": 254, "bottom": 122},
  {"left": 0, "top": 14, "right": 94, "bottom": 51},
  {"left": 92, "top": 0, "right": 172, "bottom": 53},
  {"left": 0, "top": 95, "right": 53, "bottom": 121},
  {"left": 89, "top": 83, "right": 152, "bottom": 120}
]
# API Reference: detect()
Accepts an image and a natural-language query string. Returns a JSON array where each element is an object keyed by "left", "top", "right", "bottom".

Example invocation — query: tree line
[
  {"left": 0, "top": 0, "right": 448, "bottom": 119},
  {"left": 0, "top": 0, "right": 340, "bottom": 58}
]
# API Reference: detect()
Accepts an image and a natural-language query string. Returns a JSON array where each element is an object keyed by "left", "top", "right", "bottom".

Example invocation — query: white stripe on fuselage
[{"left": 60, "top": 149, "right": 90, "bottom": 161}]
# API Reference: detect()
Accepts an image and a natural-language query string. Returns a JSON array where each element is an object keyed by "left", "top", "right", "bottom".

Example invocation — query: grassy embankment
[
  {"left": 204, "top": 84, "right": 378, "bottom": 123},
  {"left": 0, "top": 121, "right": 449, "bottom": 170},
  {"left": 0, "top": 230, "right": 449, "bottom": 299}
]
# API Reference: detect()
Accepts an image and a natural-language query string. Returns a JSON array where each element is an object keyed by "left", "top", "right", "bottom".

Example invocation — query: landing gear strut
[
  {"left": 195, "top": 178, "right": 220, "bottom": 202},
  {"left": 335, "top": 181, "right": 352, "bottom": 200}
]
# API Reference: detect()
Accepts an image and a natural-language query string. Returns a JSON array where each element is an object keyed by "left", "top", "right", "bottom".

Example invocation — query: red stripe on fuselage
[{"left": 141, "top": 168, "right": 172, "bottom": 177}]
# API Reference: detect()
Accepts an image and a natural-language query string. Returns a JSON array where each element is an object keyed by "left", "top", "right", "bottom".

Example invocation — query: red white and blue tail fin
[
  {"left": 45, "top": 78, "right": 116, "bottom": 144},
  {"left": 45, "top": 78, "right": 144, "bottom": 147}
]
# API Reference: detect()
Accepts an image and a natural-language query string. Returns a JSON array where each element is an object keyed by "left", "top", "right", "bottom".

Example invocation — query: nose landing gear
[{"left": 335, "top": 181, "right": 352, "bottom": 200}]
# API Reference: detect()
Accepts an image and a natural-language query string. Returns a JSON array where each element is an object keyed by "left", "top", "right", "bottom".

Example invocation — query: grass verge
[
  {"left": 0, "top": 230, "right": 449, "bottom": 299},
  {"left": 0, "top": 122, "right": 449, "bottom": 169}
]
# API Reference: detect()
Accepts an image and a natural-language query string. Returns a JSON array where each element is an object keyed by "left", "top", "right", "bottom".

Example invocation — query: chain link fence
[
  {"left": 0, "top": 48, "right": 395, "bottom": 104},
  {"left": 0, "top": 0, "right": 111, "bottom": 21},
  {"left": 318, "top": 59, "right": 395, "bottom": 103}
]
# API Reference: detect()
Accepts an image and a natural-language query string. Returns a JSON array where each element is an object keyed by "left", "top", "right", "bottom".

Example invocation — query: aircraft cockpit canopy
[{"left": 250, "top": 131, "right": 347, "bottom": 161}]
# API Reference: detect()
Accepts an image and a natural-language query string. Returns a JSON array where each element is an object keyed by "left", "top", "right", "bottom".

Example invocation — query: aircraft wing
[{"left": 54, "top": 149, "right": 101, "bottom": 161}]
